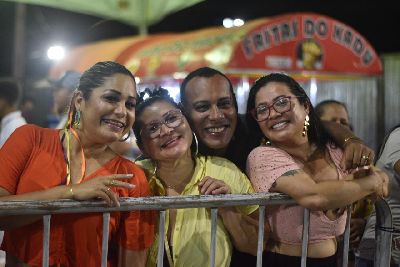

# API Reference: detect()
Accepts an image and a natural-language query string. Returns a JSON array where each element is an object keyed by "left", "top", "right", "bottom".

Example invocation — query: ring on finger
[
  {"left": 361, "top": 155, "right": 370, "bottom": 164},
  {"left": 108, "top": 179, "right": 117, "bottom": 186}
]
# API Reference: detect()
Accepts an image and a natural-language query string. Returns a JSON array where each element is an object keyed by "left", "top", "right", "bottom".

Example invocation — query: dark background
[{"left": 1, "top": 0, "right": 399, "bottom": 81}]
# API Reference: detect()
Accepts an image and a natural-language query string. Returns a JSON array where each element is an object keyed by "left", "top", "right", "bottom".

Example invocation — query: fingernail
[{"left": 129, "top": 184, "right": 135, "bottom": 188}]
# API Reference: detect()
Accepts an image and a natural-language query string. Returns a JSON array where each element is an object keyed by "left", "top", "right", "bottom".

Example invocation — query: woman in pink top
[{"left": 245, "top": 73, "right": 389, "bottom": 266}]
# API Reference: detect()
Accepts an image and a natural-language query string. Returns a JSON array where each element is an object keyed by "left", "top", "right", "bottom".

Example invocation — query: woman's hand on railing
[
  {"left": 372, "top": 168, "right": 390, "bottom": 198},
  {"left": 67, "top": 174, "right": 134, "bottom": 207},
  {"left": 340, "top": 139, "right": 375, "bottom": 170},
  {"left": 198, "top": 176, "right": 231, "bottom": 195}
]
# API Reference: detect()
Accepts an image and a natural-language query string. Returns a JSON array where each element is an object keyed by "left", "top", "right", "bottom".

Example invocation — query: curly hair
[{"left": 133, "top": 87, "right": 180, "bottom": 146}]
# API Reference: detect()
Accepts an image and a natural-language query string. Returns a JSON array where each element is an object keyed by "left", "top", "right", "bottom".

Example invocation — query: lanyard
[
  {"left": 64, "top": 127, "right": 86, "bottom": 185},
  {"left": 154, "top": 156, "right": 207, "bottom": 266}
]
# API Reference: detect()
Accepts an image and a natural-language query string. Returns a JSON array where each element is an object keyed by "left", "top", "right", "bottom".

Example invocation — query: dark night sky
[{"left": 1, "top": 0, "right": 399, "bottom": 81}]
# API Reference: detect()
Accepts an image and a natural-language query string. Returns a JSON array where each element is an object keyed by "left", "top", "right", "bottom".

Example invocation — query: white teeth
[
  {"left": 207, "top": 127, "right": 224, "bottom": 133},
  {"left": 272, "top": 122, "right": 287, "bottom": 129},
  {"left": 104, "top": 119, "right": 125, "bottom": 128}
]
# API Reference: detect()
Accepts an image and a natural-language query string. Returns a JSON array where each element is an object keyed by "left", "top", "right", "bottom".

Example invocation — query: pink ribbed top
[{"left": 246, "top": 144, "right": 347, "bottom": 244}]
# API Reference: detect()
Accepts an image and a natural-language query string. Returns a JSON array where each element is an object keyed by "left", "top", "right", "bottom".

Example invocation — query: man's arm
[{"left": 322, "top": 121, "right": 375, "bottom": 170}]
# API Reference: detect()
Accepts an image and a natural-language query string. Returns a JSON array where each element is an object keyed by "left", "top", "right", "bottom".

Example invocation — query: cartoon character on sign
[{"left": 296, "top": 39, "right": 323, "bottom": 70}]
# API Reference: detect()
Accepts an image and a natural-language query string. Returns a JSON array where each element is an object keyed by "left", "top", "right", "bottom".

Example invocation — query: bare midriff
[{"left": 267, "top": 237, "right": 337, "bottom": 258}]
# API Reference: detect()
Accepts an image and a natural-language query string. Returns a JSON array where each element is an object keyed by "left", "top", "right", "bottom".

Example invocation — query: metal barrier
[{"left": 0, "top": 193, "right": 393, "bottom": 267}]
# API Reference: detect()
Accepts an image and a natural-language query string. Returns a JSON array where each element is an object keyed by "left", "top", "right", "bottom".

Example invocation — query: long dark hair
[
  {"left": 246, "top": 73, "right": 331, "bottom": 149},
  {"left": 67, "top": 61, "right": 136, "bottom": 128},
  {"left": 133, "top": 87, "right": 197, "bottom": 158}
]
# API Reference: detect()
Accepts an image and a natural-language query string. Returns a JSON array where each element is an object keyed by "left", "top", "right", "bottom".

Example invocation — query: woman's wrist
[{"left": 62, "top": 185, "right": 75, "bottom": 199}]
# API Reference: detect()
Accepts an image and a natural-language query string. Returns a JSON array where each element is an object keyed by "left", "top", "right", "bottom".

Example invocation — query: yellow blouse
[{"left": 137, "top": 155, "right": 258, "bottom": 267}]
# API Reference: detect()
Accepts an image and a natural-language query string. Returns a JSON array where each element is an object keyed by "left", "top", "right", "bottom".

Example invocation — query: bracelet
[{"left": 343, "top": 136, "right": 362, "bottom": 146}]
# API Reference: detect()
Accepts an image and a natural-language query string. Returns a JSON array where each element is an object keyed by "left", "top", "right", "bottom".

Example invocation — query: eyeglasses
[
  {"left": 251, "top": 96, "right": 297, "bottom": 122},
  {"left": 140, "top": 109, "right": 184, "bottom": 139}
]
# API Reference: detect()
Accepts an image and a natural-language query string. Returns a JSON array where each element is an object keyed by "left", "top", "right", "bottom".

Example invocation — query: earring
[
  {"left": 260, "top": 137, "right": 271, "bottom": 146},
  {"left": 151, "top": 163, "right": 158, "bottom": 177},
  {"left": 192, "top": 132, "right": 199, "bottom": 156},
  {"left": 119, "top": 129, "right": 131, "bottom": 142},
  {"left": 302, "top": 115, "right": 310, "bottom": 137},
  {"left": 73, "top": 110, "right": 81, "bottom": 128}
]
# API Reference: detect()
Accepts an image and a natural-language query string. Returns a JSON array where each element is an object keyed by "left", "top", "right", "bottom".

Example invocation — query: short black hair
[
  {"left": 0, "top": 80, "right": 20, "bottom": 105},
  {"left": 52, "top": 70, "right": 81, "bottom": 91},
  {"left": 179, "top": 67, "right": 238, "bottom": 111},
  {"left": 315, "top": 100, "right": 348, "bottom": 118}
]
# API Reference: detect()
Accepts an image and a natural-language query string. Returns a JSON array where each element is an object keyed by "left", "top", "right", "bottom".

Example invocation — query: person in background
[
  {"left": 133, "top": 88, "right": 259, "bottom": 267},
  {"left": 356, "top": 123, "right": 400, "bottom": 267},
  {"left": 0, "top": 61, "right": 154, "bottom": 267},
  {"left": 316, "top": 99, "right": 373, "bottom": 262},
  {"left": 315, "top": 100, "right": 352, "bottom": 130},
  {"left": 0, "top": 79, "right": 26, "bottom": 148},
  {"left": 245, "top": 73, "right": 388, "bottom": 266},
  {"left": 48, "top": 70, "right": 81, "bottom": 129},
  {"left": 179, "top": 67, "right": 377, "bottom": 266},
  {"left": 0, "top": 79, "right": 27, "bottom": 267},
  {"left": 19, "top": 95, "right": 36, "bottom": 124}
]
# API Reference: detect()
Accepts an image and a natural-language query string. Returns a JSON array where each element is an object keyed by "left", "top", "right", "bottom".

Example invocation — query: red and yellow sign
[
  {"left": 230, "top": 13, "right": 382, "bottom": 75},
  {"left": 50, "top": 13, "right": 382, "bottom": 80}
]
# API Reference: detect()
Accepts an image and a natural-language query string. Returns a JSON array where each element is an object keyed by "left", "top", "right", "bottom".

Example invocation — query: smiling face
[
  {"left": 76, "top": 73, "right": 137, "bottom": 144},
  {"left": 183, "top": 75, "right": 237, "bottom": 152},
  {"left": 255, "top": 81, "right": 309, "bottom": 146},
  {"left": 138, "top": 100, "right": 193, "bottom": 162},
  {"left": 319, "top": 103, "right": 350, "bottom": 129}
]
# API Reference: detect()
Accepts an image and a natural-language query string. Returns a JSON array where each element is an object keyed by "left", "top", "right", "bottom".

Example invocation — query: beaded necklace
[{"left": 63, "top": 126, "right": 86, "bottom": 185}]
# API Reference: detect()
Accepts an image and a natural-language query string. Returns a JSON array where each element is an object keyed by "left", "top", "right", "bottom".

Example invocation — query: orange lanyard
[{"left": 64, "top": 127, "right": 86, "bottom": 185}]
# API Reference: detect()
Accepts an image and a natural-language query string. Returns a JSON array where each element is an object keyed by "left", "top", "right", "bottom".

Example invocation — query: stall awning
[{"left": 50, "top": 13, "right": 382, "bottom": 79}]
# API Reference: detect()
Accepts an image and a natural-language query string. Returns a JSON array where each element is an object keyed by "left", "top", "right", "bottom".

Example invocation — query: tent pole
[{"left": 13, "top": 3, "right": 27, "bottom": 84}]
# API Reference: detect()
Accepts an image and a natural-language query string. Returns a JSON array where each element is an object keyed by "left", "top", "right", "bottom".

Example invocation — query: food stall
[{"left": 50, "top": 13, "right": 383, "bottom": 149}]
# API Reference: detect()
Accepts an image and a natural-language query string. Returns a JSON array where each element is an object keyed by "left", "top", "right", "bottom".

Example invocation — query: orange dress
[{"left": 0, "top": 124, "right": 155, "bottom": 267}]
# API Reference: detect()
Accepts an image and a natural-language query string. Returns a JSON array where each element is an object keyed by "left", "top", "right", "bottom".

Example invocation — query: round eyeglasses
[
  {"left": 140, "top": 109, "right": 184, "bottom": 139},
  {"left": 251, "top": 96, "right": 297, "bottom": 122}
]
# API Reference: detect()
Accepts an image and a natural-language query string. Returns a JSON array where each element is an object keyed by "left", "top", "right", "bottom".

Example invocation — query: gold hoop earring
[
  {"left": 302, "top": 115, "right": 310, "bottom": 137},
  {"left": 260, "top": 137, "right": 271, "bottom": 146},
  {"left": 119, "top": 129, "right": 132, "bottom": 142},
  {"left": 192, "top": 132, "right": 199, "bottom": 156}
]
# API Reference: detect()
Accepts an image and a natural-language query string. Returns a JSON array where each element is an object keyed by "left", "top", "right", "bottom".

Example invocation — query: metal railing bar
[
  {"left": 375, "top": 199, "right": 393, "bottom": 267},
  {"left": 42, "top": 215, "right": 51, "bottom": 267},
  {"left": 210, "top": 208, "right": 218, "bottom": 267},
  {"left": 301, "top": 208, "right": 310, "bottom": 267},
  {"left": 341, "top": 206, "right": 352, "bottom": 267},
  {"left": 157, "top": 210, "right": 166, "bottom": 267},
  {"left": 256, "top": 205, "right": 265, "bottom": 267},
  {"left": 0, "top": 194, "right": 392, "bottom": 267},
  {"left": 0, "top": 193, "right": 296, "bottom": 216},
  {"left": 101, "top": 213, "right": 110, "bottom": 267}
]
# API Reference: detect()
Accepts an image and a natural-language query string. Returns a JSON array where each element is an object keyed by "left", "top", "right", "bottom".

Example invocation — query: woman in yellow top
[{"left": 132, "top": 88, "right": 259, "bottom": 267}]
